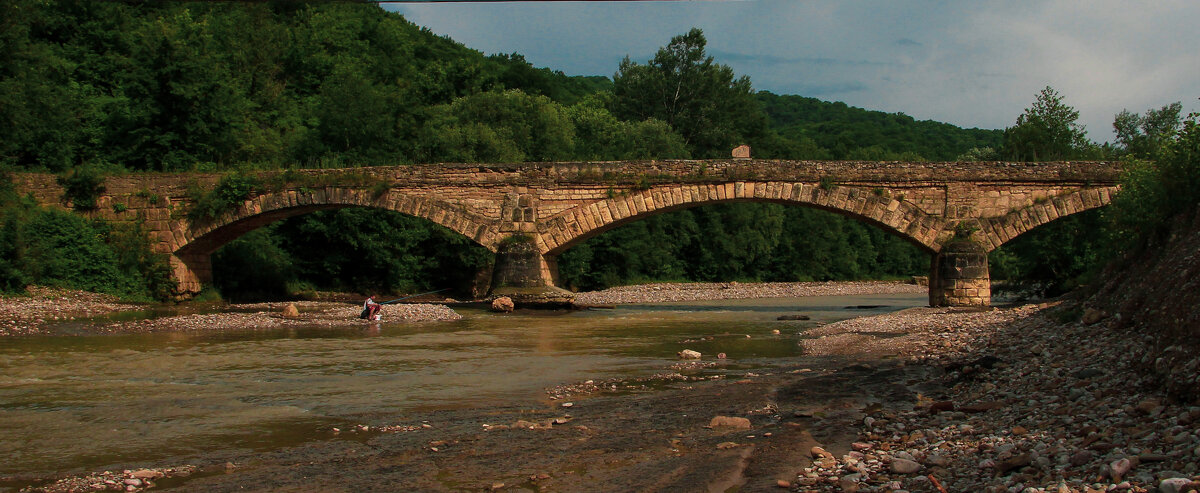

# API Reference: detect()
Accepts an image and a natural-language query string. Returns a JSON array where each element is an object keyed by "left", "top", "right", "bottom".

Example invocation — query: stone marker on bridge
[
  {"left": 12, "top": 159, "right": 1121, "bottom": 307},
  {"left": 731, "top": 145, "right": 751, "bottom": 159}
]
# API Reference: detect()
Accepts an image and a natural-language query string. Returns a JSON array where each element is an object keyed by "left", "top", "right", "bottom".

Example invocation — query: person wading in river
[{"left": 360, "top": 295, "right": 382, "bottom": 320}]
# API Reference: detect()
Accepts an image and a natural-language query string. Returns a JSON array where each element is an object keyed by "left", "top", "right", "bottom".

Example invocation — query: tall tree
[
  {"left": 610, "top": 28, "right": 766, "bottom": 158},
  {"left": 1113, "top": 102, "right": 1183, "bottom": 159},
  {"left": 1001, "top": 86, "right": 1089, "bottom": 161}
]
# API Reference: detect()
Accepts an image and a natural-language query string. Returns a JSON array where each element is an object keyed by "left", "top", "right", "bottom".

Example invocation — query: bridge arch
[
  {"left": 975, "top": 186, "right": 1119, "bottom": 252},
  {"left": 169, "top": 187, "right": 500, "bottom": 293},
  {"left": 535, "top": 181, "right": 947, "bottom": 257}
]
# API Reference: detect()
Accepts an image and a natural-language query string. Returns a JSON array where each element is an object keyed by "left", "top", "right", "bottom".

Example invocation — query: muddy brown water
[{"left": 0, "top": 292, "right": 925, "bottom": 482}]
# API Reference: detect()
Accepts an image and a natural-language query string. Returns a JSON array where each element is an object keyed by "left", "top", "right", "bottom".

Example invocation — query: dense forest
[{"left": 0, "top": 1, "right": 1190, "bottom": 301}]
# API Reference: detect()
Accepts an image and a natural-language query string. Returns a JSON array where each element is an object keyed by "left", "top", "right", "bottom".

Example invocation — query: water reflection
[{"left": 0, "top": 292, "right": 924, "bottom": 477}]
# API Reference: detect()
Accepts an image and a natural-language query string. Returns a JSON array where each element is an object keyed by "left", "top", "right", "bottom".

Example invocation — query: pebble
[{"left": 889, "top": 458, "right": 921, "bottom": 474}]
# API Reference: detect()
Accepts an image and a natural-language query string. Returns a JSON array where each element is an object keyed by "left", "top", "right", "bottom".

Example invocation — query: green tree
[
  {"left": 567, "top": 94, "right": 689, "bottom": 160},
  {"left": 1107, "top": 111, "right": 1200, "bottom": 252},
  {"left": 419, "top": 89, "right": 576, "bottom": 163},
  {"left": 611, "top": 28, "right": 766, "bottom": 158},
  {"left": 1113, "top": 102, "right": 1183, "bottom": 159},
  {"left": 1002, "top": 86, "right": 1090, "bottom": 161}
]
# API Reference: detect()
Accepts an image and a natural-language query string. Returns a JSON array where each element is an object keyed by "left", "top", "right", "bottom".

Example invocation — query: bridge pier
[
  {"left": 169, "top": 253, "right": 209, "bottom": 298},
  {"left": 929, "top": 240, "right": 991, "bottom": 307},
  {"left": 488, "top": 236, "right": 574, "bottom": 307}
]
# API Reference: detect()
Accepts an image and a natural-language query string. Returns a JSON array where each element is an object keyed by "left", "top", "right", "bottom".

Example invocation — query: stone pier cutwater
[
  {"left": 11, "top": 160, "right": 1122, "bottom": 306},
  {"left": 928, "top": 240, "right": 991, "bottom": 307},
  {"left": 488, "top": 237, "right": 575, "bottom": 308}
]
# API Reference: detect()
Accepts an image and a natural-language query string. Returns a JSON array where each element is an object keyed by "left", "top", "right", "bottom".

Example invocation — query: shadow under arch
[
  {"left": 171, "top": 188, "right": 500, "bottom": 293},
  {"left": 976, "top": 186, "right": 1118, "bottom": 252},
  {"left": 539, "top": 183, "right": 945, "bottom": 257}
]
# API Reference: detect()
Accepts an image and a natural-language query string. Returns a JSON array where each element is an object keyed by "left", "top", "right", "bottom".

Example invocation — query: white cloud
[{"left": 385, "top": 0, "right": 1200, "bottom": 141}]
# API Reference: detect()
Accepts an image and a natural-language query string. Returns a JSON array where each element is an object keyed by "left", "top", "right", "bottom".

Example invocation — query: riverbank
[
  {"left": 81, "top": 301, "right": 463, "bottom": 335},
  {"left": 1, "top": 281, "right": 923, "bottom": 337},
  {"left": 14, "top": 295, "right": 1196, "bottom": 493},
  {"left": 0, "top": 289, "right": 461, "bottom": 336},
  {"left": 0, "top": 287, "right": 142, "bottom": 336},
  {"left": 575, "top": 280, "right": 925, "bottom": 305}
]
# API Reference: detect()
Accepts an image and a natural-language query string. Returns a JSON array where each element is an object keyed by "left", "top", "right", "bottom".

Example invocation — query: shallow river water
[{"left": 0, "top": 292, "right": 925, "bottom": 479}]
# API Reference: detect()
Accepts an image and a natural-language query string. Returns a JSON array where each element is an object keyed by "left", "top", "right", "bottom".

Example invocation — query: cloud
[
  {"left": 708, "top": 50, "right": 900, "bottom": 69},
  {"left": 791, "top": 82, "right": 870, "bottom": 96},
  {"left": 385, "top": 0, "right": 1200, "bottom": 141}
]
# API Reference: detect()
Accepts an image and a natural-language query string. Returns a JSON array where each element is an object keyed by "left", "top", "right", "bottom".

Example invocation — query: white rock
[
  {"left": 1111, "top": 457, "right": 1132, "bottom": 478},
  {"left": 1160, "top": 478, "right": 1195, "bottom": 493}
]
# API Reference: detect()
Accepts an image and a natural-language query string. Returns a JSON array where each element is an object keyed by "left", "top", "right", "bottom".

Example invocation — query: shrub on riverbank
[
  {"left": 1084, "top": 112, "right": 1200, "bottom": 402},
  {"left": 0, "top": 179, "right": 176, "bottom": 301}
]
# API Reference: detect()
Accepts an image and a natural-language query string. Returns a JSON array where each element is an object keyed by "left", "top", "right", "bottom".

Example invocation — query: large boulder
[
  {"left": 281, "top": 303, "right": 300, "bottom": 318},
  {"left": 678, "top": 349, "right": 702, "bottom": 359},
  {"left": 491, "top": 297, "right": 515, "bottom": 313}
]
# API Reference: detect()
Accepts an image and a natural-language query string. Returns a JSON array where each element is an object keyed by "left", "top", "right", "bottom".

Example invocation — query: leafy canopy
[
  {"left": 611, "top": 28, "right": 766, "bottom": 158},
  {"left": 1113, "top": 102, "right": 1183, "bottom": 159},
  {"left": 1002, "top": 86, "right": 1090, "bottom": 161}
]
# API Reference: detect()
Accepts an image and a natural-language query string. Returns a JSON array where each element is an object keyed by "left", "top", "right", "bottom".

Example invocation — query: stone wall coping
[{"left": 11, "top": 160, "right": 1124, "bottom": 186}]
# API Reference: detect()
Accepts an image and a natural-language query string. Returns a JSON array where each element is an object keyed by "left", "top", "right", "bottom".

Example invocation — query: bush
[
  {"left": 0, "top": 216, "right": 28, "bottom": 292},
  {"left": 56, "top": 166, "right": 106, "bottom": 211},
  {"left": 188, "top": 173, "right": 263, "bottom": 222},
  {"left": 0, "top": 197, "right": 175, "bottom": 299},
  {"left": 97, "top": 221, "right": 177, "bottom": 301},
  {"left": 19, "top": 209, "right": 133, "bottom": 294},
  {"left": 1107, "top": 113, "right": 1200, "bottom": 253}
]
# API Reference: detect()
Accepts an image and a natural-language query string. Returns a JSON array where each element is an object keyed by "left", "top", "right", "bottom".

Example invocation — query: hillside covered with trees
[{"left": 1, "top": 1, "right": 1180, "bottom": 301}]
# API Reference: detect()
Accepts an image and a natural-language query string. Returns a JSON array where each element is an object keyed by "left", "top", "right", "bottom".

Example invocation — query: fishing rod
[{"left": 378, "top": 288, "right": 450, "bottom": 305}]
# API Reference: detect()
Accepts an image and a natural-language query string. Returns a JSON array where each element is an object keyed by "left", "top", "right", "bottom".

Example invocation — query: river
[{"left": 0, "top": 292, "right": 925, "bottom": 482}]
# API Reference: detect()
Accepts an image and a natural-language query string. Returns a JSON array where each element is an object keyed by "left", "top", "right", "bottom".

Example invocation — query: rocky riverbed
[
  {"left": 82, "top": 302, "right": 463, "bottom": 335},
  {"left": 1, "top": 281, "right": 922, "bottom": 337},
  {"left": 6, "top": 283, "right": 1197, "bottom": 493},
  {"left": 0, "top": 287, "right": 142, "bottom": 336},
  {"left": 791, "top": 303, "right": 1200, "bottom": 493}
]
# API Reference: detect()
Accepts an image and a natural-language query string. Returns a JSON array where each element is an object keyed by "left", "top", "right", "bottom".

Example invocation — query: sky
[{"left": 383, "top": 0, "right": 1199, "bottom": 143}]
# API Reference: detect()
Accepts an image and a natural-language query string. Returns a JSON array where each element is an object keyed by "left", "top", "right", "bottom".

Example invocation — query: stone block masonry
[{"left": 12, "top": 160, "right": 1121, "bottom": 306}]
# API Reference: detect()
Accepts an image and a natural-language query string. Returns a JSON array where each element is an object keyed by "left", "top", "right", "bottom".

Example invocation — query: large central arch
[{"left": 536, "top": 182, "right": 946, "bottom": 257}]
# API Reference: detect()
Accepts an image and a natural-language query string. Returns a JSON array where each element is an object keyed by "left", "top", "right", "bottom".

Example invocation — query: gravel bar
[
  {"left": 0, "top": 288, "right": 461, "bottom": 336},
  {"left": 575, "top": 280, "right": 924, "bottom": 305}
]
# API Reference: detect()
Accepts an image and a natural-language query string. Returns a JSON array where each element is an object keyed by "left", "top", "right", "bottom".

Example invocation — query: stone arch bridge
[{"left": 13, "top": 160, "right": 1122, "bottom": 306}]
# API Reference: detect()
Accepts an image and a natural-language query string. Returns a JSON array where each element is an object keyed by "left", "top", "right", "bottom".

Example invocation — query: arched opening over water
[
  {"left": 988, "top": 207, "right": 1110, "bottom": 299},
  {"left": 552, "top": 201, "right": 933, "bottom": 292},
  {"left": 208, "top": 207, "right": 492, "bottom": 302}
]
